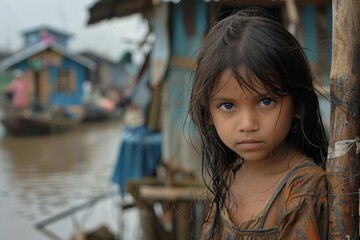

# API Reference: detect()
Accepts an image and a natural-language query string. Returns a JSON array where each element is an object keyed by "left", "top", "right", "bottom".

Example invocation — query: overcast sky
[{"left": 0, "top": 0, "right": 149, "bottom": 62}]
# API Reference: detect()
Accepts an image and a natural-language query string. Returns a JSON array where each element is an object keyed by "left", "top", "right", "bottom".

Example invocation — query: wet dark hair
[{"left": 188, "top": 8, "right": 328, "bottom": 239}]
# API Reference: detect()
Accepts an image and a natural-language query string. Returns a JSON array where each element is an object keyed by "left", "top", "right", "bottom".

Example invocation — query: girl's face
[{"left": 209, "top": 68, "right": 294, "bottom": 163}]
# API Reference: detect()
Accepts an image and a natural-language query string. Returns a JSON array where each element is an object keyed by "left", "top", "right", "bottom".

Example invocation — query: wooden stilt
[{"left": 327, "top": 1, "right": 360, "bottom": 239}]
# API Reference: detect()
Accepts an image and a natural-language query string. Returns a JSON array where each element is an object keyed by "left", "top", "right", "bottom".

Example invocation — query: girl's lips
[
  {"left": 239, "top": 139, "right": 262, "bottom": 144},
  {"left": 237, "top": 140, "right": 263, "bottom": 150}
]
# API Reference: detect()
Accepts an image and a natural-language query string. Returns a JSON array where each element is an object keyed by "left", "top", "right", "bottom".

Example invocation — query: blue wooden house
[{"left": 0, "top": 26, "right": 96, "bottom": 111}]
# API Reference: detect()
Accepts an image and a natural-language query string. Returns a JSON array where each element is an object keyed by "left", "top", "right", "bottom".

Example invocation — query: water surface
[{"left": 0, "top": 119, "right": 127, "bottom": 239}]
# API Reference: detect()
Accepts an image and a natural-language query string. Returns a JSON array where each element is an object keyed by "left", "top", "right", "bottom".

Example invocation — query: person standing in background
[{"left": 5, "top": 69, "right": 30, "bottom": 110}]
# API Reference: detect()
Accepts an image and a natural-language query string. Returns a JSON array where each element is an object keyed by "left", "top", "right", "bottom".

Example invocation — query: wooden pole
[{"left": 327, "top": 1, "right": 360, "bottom": 239}]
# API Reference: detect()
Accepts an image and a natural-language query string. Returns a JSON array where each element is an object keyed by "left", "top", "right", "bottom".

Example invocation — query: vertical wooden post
[{"left": 327, "top": 1, "right": 360, "bottom": 239}]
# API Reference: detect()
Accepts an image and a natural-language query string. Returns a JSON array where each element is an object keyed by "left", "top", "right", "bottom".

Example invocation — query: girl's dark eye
[
  {"left": 259, "top": 98, "right": 274, "bottom": 107},
  {"left": 219, "top": 103, "right": 234, "bottom": 110}
]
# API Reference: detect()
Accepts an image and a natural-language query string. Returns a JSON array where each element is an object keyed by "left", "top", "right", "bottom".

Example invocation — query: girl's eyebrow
[
  {"left": 256, "top": 91, "right": 273, "bottom": 97},
  {"left": 211, "top": 94, "right": 258, "bottom": 103},
  {"left": 210, "top": 96, "right": 233, "bottom": 101},
  {"left": 210, "top": 91, "right": 270, "bottom": 100},
  {"left": 249, "top": 86, "right": 277, "bottom": 96}
]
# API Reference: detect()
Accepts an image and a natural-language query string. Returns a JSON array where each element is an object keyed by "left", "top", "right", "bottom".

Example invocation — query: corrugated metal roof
[{"left": 0, "top": 42, "right": 96, "bottom": 72}]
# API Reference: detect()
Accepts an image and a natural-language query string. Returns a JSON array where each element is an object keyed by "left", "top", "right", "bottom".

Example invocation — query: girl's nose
[{"left": 237, "top": 109, "right": 258, "bottom": 132}]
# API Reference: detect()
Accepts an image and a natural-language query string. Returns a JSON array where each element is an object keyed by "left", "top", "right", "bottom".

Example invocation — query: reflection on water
[{"left": 0, "top": 119, "right": 124, "bottom": 239}]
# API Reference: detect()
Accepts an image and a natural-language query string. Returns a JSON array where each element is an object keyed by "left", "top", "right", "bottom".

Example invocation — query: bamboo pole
[{"left": 327, "top": 1, "right": 360, "bottom": 239}]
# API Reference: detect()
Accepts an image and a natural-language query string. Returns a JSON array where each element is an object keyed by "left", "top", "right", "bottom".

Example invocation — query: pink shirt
[{"left": 6, "top": 77, "right": 29, "bottom": 109}]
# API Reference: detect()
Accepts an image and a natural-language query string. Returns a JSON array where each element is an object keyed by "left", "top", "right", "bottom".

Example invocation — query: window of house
[{"left": 56, "top": 69, "right": 76, "bottom": 93}]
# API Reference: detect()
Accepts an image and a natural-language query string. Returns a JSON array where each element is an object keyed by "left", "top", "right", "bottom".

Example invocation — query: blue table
[{"left": 111, "top": 126, "right": 162, "bottom": 195}]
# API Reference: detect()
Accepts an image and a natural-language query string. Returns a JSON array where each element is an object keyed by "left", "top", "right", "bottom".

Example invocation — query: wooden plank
[
  {"left": 139, "top": 186, "right": 206, "bottom": 202},
  {"left": 39, "top": 70, "right": 49, "bottom": 106},
  {"left": 150, "top": 2, "right": 170, "bottom": 88}
]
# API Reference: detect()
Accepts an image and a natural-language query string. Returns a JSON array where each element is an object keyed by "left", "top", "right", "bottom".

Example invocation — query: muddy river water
[{"left": 0, "top": 118, "right": 139, "bottom": 239}]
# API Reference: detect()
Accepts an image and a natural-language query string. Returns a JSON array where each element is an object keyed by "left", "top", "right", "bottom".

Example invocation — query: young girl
[{"left": 189, "top": 9, "right": 328, "bottom": 239}]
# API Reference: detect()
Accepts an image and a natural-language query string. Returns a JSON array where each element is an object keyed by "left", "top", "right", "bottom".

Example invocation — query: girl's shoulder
[
  {"left": 286, "top": 159, "right": 326, "bottom": 183},
  {"left": 276, "top": 160, "right": 328, "bottom": 239},
  {"left": 283, "top": 159, "right": 327, "bottom": 207}
]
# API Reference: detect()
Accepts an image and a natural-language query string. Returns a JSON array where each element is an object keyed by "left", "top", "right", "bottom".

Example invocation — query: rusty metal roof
[{"left": 88, "top": 0, "right": 153, "bottom": 24}]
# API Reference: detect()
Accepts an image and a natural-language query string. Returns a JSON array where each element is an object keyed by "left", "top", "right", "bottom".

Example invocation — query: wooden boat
[
  {"left": 83, "top": 105, "right": 116, "bottom": 122},
  {"left": 1, "top": 108, "right": 84, "bottom": 135},
  {"left": 83, "top": 98, "right": 119, "bottom": 122}
]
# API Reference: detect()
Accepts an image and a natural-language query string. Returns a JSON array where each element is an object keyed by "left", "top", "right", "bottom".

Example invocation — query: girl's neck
[{"left": 241, "top": 147, "right": 306, "bottom": 177}]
